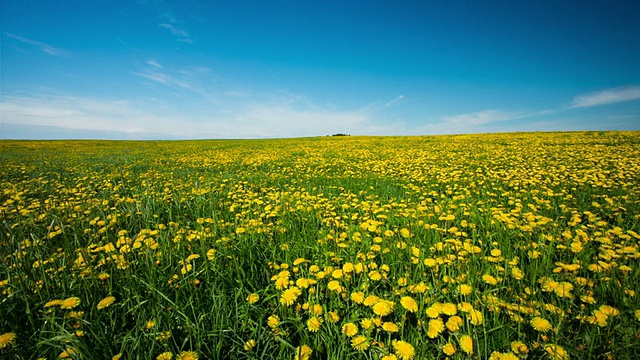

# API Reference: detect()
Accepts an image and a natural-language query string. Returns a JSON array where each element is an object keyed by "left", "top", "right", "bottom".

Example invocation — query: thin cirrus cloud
[
  {"left": 571, "top": 86, "right": 640, "bottom": 108},
  {"left": 440, "top": 109, "right": 522, "bottom": 127},
  {"left": 384, "top": 95, "right": 405, "bottom": 107},
  {"left": 0, "top": 92, "right": 404, "bottom": 139},
  {"left": 4, "top": 32, "right": 68, "bottom": 56},
  {"left": 158, "top": 22, "right": 193, "bottom": 43},
  {"left": 132, "top": 60, "right": 215, "bottom": 100},
  {"left": 146, "top": 59, "right": 163, "bottom": 68},
  {"left": 1, "top": 95, "right": 156, "bottom": 135},
  {"left": 408, "top": 109, "right": 524, "bottom": 135}
]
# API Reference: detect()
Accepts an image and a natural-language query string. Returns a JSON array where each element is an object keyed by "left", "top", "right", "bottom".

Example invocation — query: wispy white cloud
[
  {"left": 0, "top": 93, "right": 406, "bottom": 139},
  {"left": 4, "top": 32, "right": 68, "bottom": 56},
  {"left": 146, "top": 59, "right": 163, "bottom": 68},
  {"left": 132, "top": 62, "right": 215, "bottom": 100},
  {"left": 233, "top": 103, "right": 367, "bottom": 138},
  {"left": 177, "top": 66, "right": 211, "bottom": 78},
  {"left": 158, "top": 23, "right": 193, "bottom": 43},
  {"left": 408, "top": 109, "right": 523, "bottom": 135},
  {"left": 441, "top": 109, "right": 521, "bottom": 127},
  {"left": 571, "top": 86, "right": 640, "bottom": 108},
  {"left": 1, "top": 95, "right": 158, "bottom": 135},
  {"left": 384, "top": 95, "right": 405, "bottom": 107}
]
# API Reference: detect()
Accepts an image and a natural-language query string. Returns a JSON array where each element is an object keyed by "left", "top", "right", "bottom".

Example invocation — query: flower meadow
[{"left": 1, "top": 132, "right": 639, "bottom": 359}]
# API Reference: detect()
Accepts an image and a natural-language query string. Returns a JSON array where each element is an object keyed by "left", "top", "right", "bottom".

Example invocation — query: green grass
[{"left": 1, "top": 132, "right": 639, "bottom": 359}]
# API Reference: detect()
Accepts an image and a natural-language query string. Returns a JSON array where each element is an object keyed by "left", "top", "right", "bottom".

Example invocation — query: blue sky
[{"left": 1, "top": 0, "right": 639, "bottom": 139}]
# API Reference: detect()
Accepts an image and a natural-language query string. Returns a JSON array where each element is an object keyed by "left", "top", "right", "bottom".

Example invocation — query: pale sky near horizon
[{"left": 1, "top": 0, "right": 639, "bottom": 139}]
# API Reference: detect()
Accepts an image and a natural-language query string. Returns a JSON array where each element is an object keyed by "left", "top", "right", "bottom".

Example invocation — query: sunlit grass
[{"left": 1, "top": 132, "right": 639, "bottom": 359}]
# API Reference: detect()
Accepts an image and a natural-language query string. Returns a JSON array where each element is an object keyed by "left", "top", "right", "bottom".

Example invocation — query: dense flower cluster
[{"left": 0, "top": 132, "right": 639, "bottom": 358}]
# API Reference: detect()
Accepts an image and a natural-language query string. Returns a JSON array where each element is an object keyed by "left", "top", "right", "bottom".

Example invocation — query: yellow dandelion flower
[
  {"left": 312, "top": 304, "right": 323, "bottom": 315},
  {"left": 342, "top": 322, "right": 358, "bottom": 337},
  {"left": 400, "top": 296, "right": 418, "bottom": 313},
  {"left": 423, "top": 258, "right": 437, "bottom": 267},
  {"left": 146, "top": 318, "right": 156, "bottom": 330},
  {"left": 351, "top": 335, "right": 370, "bottom": 351},
  {"left": 361, "top": 318, "right": 374, "bottom": 330},
  {"left": 599, "top": 305, "right": 619, "bottom": 316},
  {"left": 554, "top": 282, "right": 573, "bottom": 298},
  {"left": 296, "top": 278, "right": 310, "bottom": 288},
  {"left": 425, "top": 304, "right": 442, "bottom": 318},
  {"left": 635, "top": 309, "right": 640, "bottom": 321},
  {"left": 156, "top": 352, "right": 173, "bottom": 360},
  {"left": 342, "top": 262, "right": 355, "bottom": 273},
  {"left": 60, "top": 297, "right": 80, "bottom": 310},
  {"left": 441, "top": 302, "right": 457, "bottom": 316},
  {"left": 443, "top": 342, "right": 456, "bottom": 356},
  {"left": 590, "top": 309, "right": 608, "bottom": 327},
  {"left": 382, "top": 322, "right": 399, "bottom": 332},
  {"left": 267, "top": 315, "right": 280, "bottom": 328},
  {"left": 409, "top": 282, "right": 428, "bottom": 293},
  {"left": 112, "top": 354, "right": 122, "bottom": 360},
  {"left": 44, "top": 299, "right": 62, "bottom": 308},
  {"left": 382, "top": 355, "right": 398, "bottom": 360},
  {"left": 446, "top": 315, "right": 463, "bottom": 332},
  {"left": 0, "top": 332, "right": 17, "bottom": 349},
  {"left": 326, "top": 311, "right": 340, "bottom": 323},
  {"left": 540, "top": 278, "right": 559, "bottom": 292},
  {"left": 458, "top": 284, "right": 473, "bottom": 295},
  {"left": 176, "top": 351, "right": 198, "bottom": 360},
  {"left": 294, "top": 345, "right": 312, "bottom": 360},
  {"left": 581, "top": 295, "right": 596, "bottom": 304},
  {"left": 274, "top": 277, "right": 289, "bottom": 290},
  {"left": 246, "top": 293, "right": 259, "bottom": 304},
  {"left": 530, "top": 317, "right": 552, "bottom": 333},
  {"left": 458, "top": 302, "right": 473, "bottom": 313},
  {"left": 280, "top": 287, "right": 301, "bottom": 306},
  {"left": 511, "top": 267, "right": 524, "bottom": 280},
  {"left": 511, "top": 341, "right": 529, "bottom": 354},
  {"left": 244, "top": 339, "right": 256, "bottom": 351},
  {"left": 351, "top": 291, "right": 365, "bottom": 304},
  {"left": 364, "top": 295, "right": 380, "bottom": 306},
  {"left": 66, "top": 310, "right": 84, "bottom": 319},
  {"left": 58, "top": 347, "right": 78, "bottom": 358},
  {"left": 482, "top": 274, "right": 498, "bottom": 285},
  {"left": 156, "top": 331, "right": 171, "bottom": 342},
  {"left": 368, "top": 270, "right": 382, "bottom": 281},
  {"left": 499, "top": 352, "right": 519, "bottom": 360},
  {"left": 373, "top": 300, "right": 395, "bottom": 316},
  {"left": 293, "top": 258, "right": 308, "bottom": 266},
  {"left": 185, "top": 253, "right": 200, "bottom": 262},
  {"left": 427, "top": 318, "right": 445, "bottom": 338},
  {"left": 307, "top": 316, "right": 322, "bottom": 332},
  {"left": 469, "top": 309, "right": 484, "bottom": 325},
  {"left": 392, "top": 340, "right": 415, "bottom": 360},
  {"left": 97, "top": 272, "right": 110, "bottom": 281},
  {"left": 97, "top": 296, "right": 116, "bottom": 310},
  {"left": 327, "top": 280, "right": 340, "bottom": 291},
  {"left": 459, "top": 335, "right": 473, "bottom": 355},
  {"left": 373, "top": 317, "right": 383, "bottom": 327},
  {"left": 544, "top": 344, "right": 569, "bottom": 360}
]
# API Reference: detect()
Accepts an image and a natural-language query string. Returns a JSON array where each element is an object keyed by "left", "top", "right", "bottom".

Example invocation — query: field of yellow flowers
[{"left": 1, "top": 132, "right": 639, "bottom": 359}]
